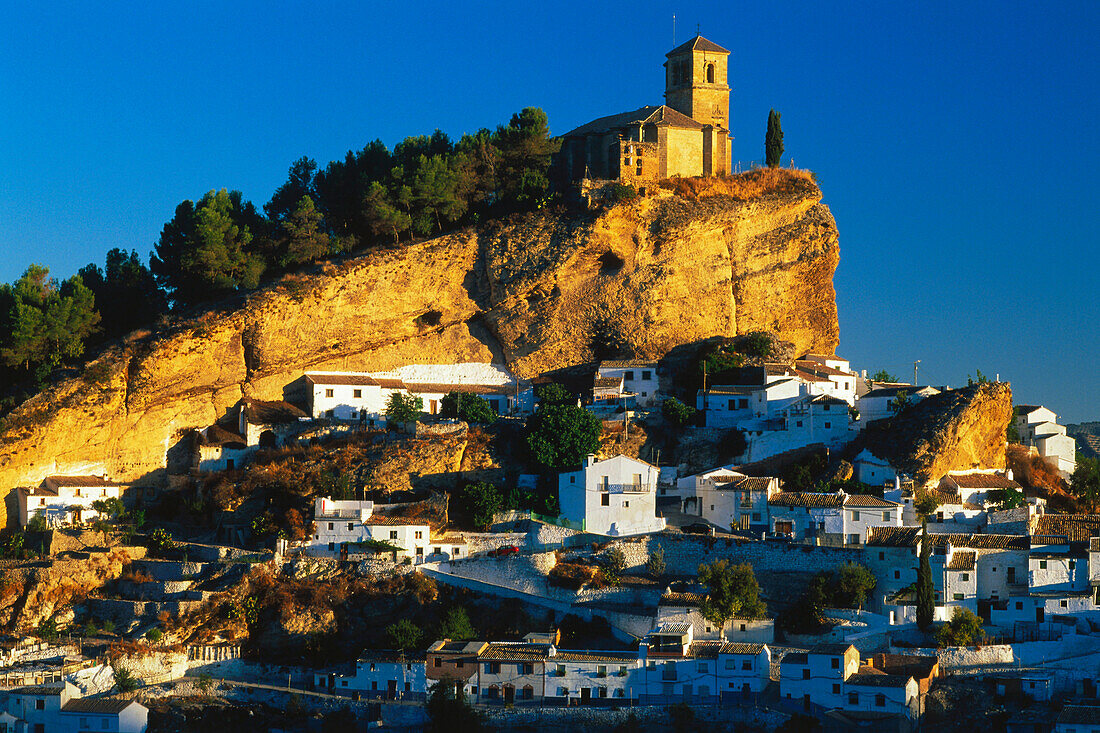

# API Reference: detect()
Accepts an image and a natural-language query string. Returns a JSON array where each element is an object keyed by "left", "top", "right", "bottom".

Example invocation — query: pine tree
[
  {"left": 765, "top": 109, "right": 785, "bottom": 168},
  {"left": 916, "top": 521, "right": 935, "bottom": 631}
]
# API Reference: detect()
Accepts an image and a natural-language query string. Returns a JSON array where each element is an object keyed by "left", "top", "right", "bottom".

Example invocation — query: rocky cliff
[
  {"left": 850, "top": 382, "right": 1013, "bottom": 483},
  {"left": 0, "top": 171, "right": 840, "bottom": 499}
]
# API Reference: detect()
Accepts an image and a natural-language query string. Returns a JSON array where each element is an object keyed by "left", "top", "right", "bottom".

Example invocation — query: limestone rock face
[
  {"left": 0, "top": 180, "right": 840, "bottom": 504},
  {"left": 853, "top": 382, "right": 1013, "bottom": 483}
]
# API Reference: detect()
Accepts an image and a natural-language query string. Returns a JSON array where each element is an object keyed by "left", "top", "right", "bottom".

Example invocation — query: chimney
[{"left": 1005, "top": 469, "right": 1013, "bottom": 481}]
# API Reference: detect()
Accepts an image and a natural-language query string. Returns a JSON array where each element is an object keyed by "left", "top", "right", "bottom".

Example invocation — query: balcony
[{"left": 597, "top": 483, "right": 655, "bottom": 494}]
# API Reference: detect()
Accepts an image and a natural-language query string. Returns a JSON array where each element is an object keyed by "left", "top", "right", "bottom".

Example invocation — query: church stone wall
[{"left": 665, "top": 127, "right": 705, "bottom": 177}]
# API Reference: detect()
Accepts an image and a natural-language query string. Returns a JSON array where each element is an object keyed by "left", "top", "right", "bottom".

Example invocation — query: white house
[
  {"left": 18, "top": 476, "right": 123, "bottom": 528},
  {"left": 794, "top": 355, "right": 858, "bottom": 405},
  {"left": 1015, "top": 405, "right": 1077, "bottom": 477},
  {"left": 693, "top": 474, "right": 779, "bottom": 532},
  {"left": 938, "top": 470, "right": 1022, "bottom": 508},
  {"left": 852, "top": 448, "right": 906, "bottom": 486},
  {"left": 5, "top": 682, "right": 148, "bottom": 733},
  {"left": 596, "top": 361, "right": 660, "bottom": 407},
  {"left": 305, "top": 373, "right": 405, "bottom": 425},
  {"left": 780, "top": 644, "right": 920, "bottom": 719},
  {"left": 306, "top": 363, "right": 535, "bottom": 422},
  {"left": 558, "top": 455, "right": 665, "bottom": 536},
  {"left": 319, "top": 651, "right": 427, "bottom": 700},
  {"left": 635, "top": 623, "right": 770, "bottom": 704},
  {"left": 545, "top": 650, "right": 639, "bottom": 704},
  {"left": 766, "top": 491, "right": 900, "bottom": 545},
  {"left": 856, "top": 385, "right": 940, "bottom": 424},
  {"left": 1055, "top": 705, "right": 1100, "bottom": 733},
  {"left": 194, "top": 424, "right": 250, "bottom": 472},
  {"left": 307, "top": 497, "right": 453, "bottom": 562}
]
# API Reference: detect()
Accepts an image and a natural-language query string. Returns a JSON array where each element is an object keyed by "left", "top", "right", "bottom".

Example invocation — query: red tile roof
[
  {"left": 1033, "top": 514, "right": 1100, "bottom": 543},
  {"left": 769, "top": 492, "right": 842, "bottom": 508},
  {"left": 667, "top": 35, "right": 731, "bottom": 56},
  {"left": 306, "top": 373, "right": 379, "bottom": 386},
  {"left": 946, "top": 551, "right": 975, "bottom": 571},
  {"left": 945, "top": 473, "right": 1021, "bottom": 490}
]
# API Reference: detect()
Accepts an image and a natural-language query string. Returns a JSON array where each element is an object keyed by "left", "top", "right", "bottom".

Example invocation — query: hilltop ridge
[{"left": 0, "top": 170, "right": 840, "bottom": 497}]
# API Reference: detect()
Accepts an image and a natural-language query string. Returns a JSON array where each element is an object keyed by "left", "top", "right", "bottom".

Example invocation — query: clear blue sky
[{"left": 1, "top": 2, "right": 1097, "bottom": 422}]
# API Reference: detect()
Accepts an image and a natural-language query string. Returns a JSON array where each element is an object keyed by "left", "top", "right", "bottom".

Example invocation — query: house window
[
  {"left": 353, "top": 389, "right": 362, "bottom": 398},
  {"left": 347, "top": 523, "right": 354, "bottom": 531},
  {"left": 802, "top": 669, "right": 810, "bottom": 680},
  {"left": 642, "top": 371, "right": 652, "bottom": 380},
  {"left": 848, "top": 692, "right": 858, "bottom": 705},
  {"left": 601, "top": 494, "right": 610, "bottom": 506},
  {"left": 742, "top": 660, "right": 752, "bottom": 670},
  {"left": 824, "top": 422, "right": 831, "bottom": 429},
  {"left": 328, "top": 542, "right": 335, "bottom": 551},
  {"left": 752, "top": 513, "right": 761, "bottom": 521},
  {"left": 570, "top": 476, "right": 576, "bottom": 484},
  {"left": 416, "top": 547, "right": 423, "bottom": 555},
  {"left": 328, "top": 523, "right": 334, "bottom": 530},
  {"left": 415, "top": 531, "right": 423, "bottom": 539},
  {"left": 226, "top": 459, "right": 234, "bottom": 470},
  {"left": 832, "top": 683, "right": 840, "bottom": 694},
  {"left": 1016, "top": 601, "right": 1023, "bottom": 610},
  {"left": 852, "top": 511, "right": 860, "bottom": 521},
  {"left": 883, "top": 512, "right": 891, "bottom": 521},
  {"left": 962, "top": 573, "right": 969, "bottom": 581},
  {"left": 1070, "top": 560, "right": 1077, "bottom": 570},
  {"left": 831, "top": 658, "right": 840, "bottom": 669},
  {"left": 35, "top": 699, "right": 44, "bottom": 710},
  {"left": 953, "top": 593, "right": 964, "bottom": 600},
  {"left": 1061, "top": 600, "right": 1068, "bottom": 608},
  {"left": 879, "top": 552, "right": 885, "bottom": 561},
  {"left": 697, "top": 662, "right": 708, "bottom": 673},
  {"left": 390, "top": 531, "right": 398, "bottom": 540},
  {"left": 796, "top": 420, "right": 803, "bottom": 428},
  {"left": 738, "top": 398, "right": 748, "bottom": 409},
  {"left": 1040, "top": 560, "right": 1047, "bottom": 569},
  {"left": 598, "top": 687, "right": 607, "bottom": 698},
  {"left": 624, "top": 501, "right": 630, "bottom": 508},
  {"left": 434, "top": 658, "right": 441, "bottom": 667},
  {"left": 624, "top": 371, "right": 634, "bottom": 380},
  {"left": 521, "top": 663, "right": 534, "bottom": 674},
  {"left": 488, "top": 662, "right": 500, "bottom": 673},
  {"left": 875, "top": 694, "right": 885, "bottom": 707},
  {"left": 740, "top": 623, "right": 746, "bottom": 631},
  {"left": 325, "top": 389, "right": 334, "bottom": 398}
]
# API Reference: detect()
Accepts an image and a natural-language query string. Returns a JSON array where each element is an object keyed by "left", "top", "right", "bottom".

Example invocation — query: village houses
[
  {"left": 1015, "top": 405, "right": 1077, "bottom": 478},
  {"left": 18, "top": 475, "right": 122, "bottom": 528},
  {"left": 558, "top": 455, "right": 666, "bottom": 536}
]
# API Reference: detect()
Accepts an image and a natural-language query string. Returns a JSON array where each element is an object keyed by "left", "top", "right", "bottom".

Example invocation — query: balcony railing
[{"left": 597, "top": 483, "right": 655, "bottom": 494}]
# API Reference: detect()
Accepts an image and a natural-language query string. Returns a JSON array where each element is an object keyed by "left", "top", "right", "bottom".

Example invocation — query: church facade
[{"left": 558, "top": 35, "right": 732, "bottom": 184}]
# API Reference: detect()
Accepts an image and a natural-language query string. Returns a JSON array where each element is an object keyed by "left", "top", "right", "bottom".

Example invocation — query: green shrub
[
  {"left": 146, "top": 628, "right": 163, "bottom": 643},
  {"left": 525, "top": 404, "right": 602, "bottom": 470},
  {"left": 441, "top": 392, "right": 498, "bottom": 424},
  {"left": 661, "top": 397, "right": 697, "bottom": 428},
  {"left": 114, "top": 666, "right": 139, "bottom": 693}
]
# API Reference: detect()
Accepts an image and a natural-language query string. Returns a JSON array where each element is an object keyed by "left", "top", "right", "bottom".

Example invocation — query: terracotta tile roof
[
  {"left": 550, "top": 650, "right": 638, "bottom": 663},
  {"left": 197, "top": 424, "right": 247, "bottom": 448},
  {"left": 1034, "top": 514, "right": 1100, "bottom": 543},
  {"left": 652, "top": 622, "right": 692, "bottom": 635},
  {"left": 795, "top": 360, "right": 855, "bottom": 378},
  {"left": 667, "top": 35, "right": 731, "bottom": 56},
  {"left": 866, "top": 527, "right": 921, "bottom": 547},
  {"left": 792, "top": 369, "right": 832, "bottom": 383},
  {"left": 62, "top": 698, "right": 138, "bottom": 714},
  {"left": 846, "top": 671, "right": 911, "bottom": 688},
  {"left": 705, "top": 384, "right": 758, "bottom": 396},
  {"left": 719, "top": 642, "right": 766, "bottom": 655},
  {"left": 479, "top": 643, "right": 552, "bottom": 661},
  {"left": 938, "top": 534, "right": 1030, "bottom": 550},
  {"left": 593, "top": 377, "right": 623, "bottom": 388},
  {"left": 944, "top": 472, "right": 1021, "bottom": 490},
  {"left": 374, "top": 378, "right": 406, "bottom": 389},
  {"left": 843, "top": 494, "right": 899, "bottom": 508},
  {"left": 946, "top": 551, "right": 975, "bottom": 571},
  {"left": 688, "top": 641, "right": 722, "bottom": 659},
  {"left": 1091, "top": 538, "right": 1100, "bottom": 553},
  {"left": 867, "top": 653, "right": 937, "bottom": 680},
  {"left": 780, "top": 652, "right": 808, "bottom": 665},
  {"left": 244, "top": 399, "right": 309, "bottom": 424},
  {"left": 564, "top": 106, "right": 704, "bottom": 138},
  {"left": 405, "top": 383, "right": 513, "bottom": 395},
  {"left": 42, "top": 475, "right": 116, "bottom": 488},
  {"left": 928, "top": 487, "right": 962, "bottom": 504},
  {"left": 10, "top": 685, "right": 65, "bottom": 695},
  {"left": 1058, "top": 706, "right": 1100, "bottom": 725},
  {"left": 306, "top": 373, "right": 379, "bottom": 386},
  {"left": 731, "top": 476, "right": 775, "bottom": 493},
  {"left": 769, "top": 492, "right": 843, "bottom": 508},
  {"left": 599, "top": 360, "right": 658, "bottom": 369},
  {"left": 659, "top": 592, "right": 706, "bottom": 607},
  {"left": 362, "top": 515, "right": 429, "bottom": 527},
  {"left": 810, "top": 394, "right": 850, "bottom": 405}
]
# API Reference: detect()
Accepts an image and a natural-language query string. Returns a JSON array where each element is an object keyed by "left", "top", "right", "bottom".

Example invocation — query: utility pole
[{"left": 913, "top": 360, "right": 920, "bottom": 386}]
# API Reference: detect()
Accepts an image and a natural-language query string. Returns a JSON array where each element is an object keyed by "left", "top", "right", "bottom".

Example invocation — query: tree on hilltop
[
  {"left": 765, "top": 109, "right": 784, "bottom": 168},
  {"left": 697, "top": 560, "right": 766, "bottom": 629}
]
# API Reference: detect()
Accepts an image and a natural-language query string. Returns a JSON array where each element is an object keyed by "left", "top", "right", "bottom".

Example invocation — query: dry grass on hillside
[{"left": 659, "top": 166, "right": 816, "bottom": 201}]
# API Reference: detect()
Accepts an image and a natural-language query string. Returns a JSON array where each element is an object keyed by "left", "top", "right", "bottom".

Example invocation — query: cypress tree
[
  {"left": 765, "top": 109, "right": 784, "bottom": 168},
  {"left": 916, "top": 520, "right": 935, "bottom": 631}
]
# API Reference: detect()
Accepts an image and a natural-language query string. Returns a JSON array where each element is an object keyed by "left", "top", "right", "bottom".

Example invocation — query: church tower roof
[{"left": 666, "top": 35, "right": 730, "bottom": 57}]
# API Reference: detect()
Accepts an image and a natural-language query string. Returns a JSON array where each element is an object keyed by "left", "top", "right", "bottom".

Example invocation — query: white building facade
[{"left": 558, "top": 455, "right": 665, "bottom": 536}]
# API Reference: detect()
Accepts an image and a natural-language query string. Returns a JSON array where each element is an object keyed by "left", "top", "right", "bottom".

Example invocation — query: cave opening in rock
[{"left": 598, "top": 252, "right": 625, "bottom": 274}]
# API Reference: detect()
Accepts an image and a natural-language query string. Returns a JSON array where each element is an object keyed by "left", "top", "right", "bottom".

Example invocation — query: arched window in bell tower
[{"left": 706, "top": 63, "right": 715, "bottom": 83}]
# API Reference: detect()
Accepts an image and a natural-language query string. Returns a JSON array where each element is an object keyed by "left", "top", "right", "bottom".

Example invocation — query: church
[{"left": 558, "top": 35, "right": 731, "bottom": 184}]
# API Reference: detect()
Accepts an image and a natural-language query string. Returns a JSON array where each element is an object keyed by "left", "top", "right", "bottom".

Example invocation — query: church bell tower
[{"left": 664, "top": 35, "right": 731, "bottom": 130}]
